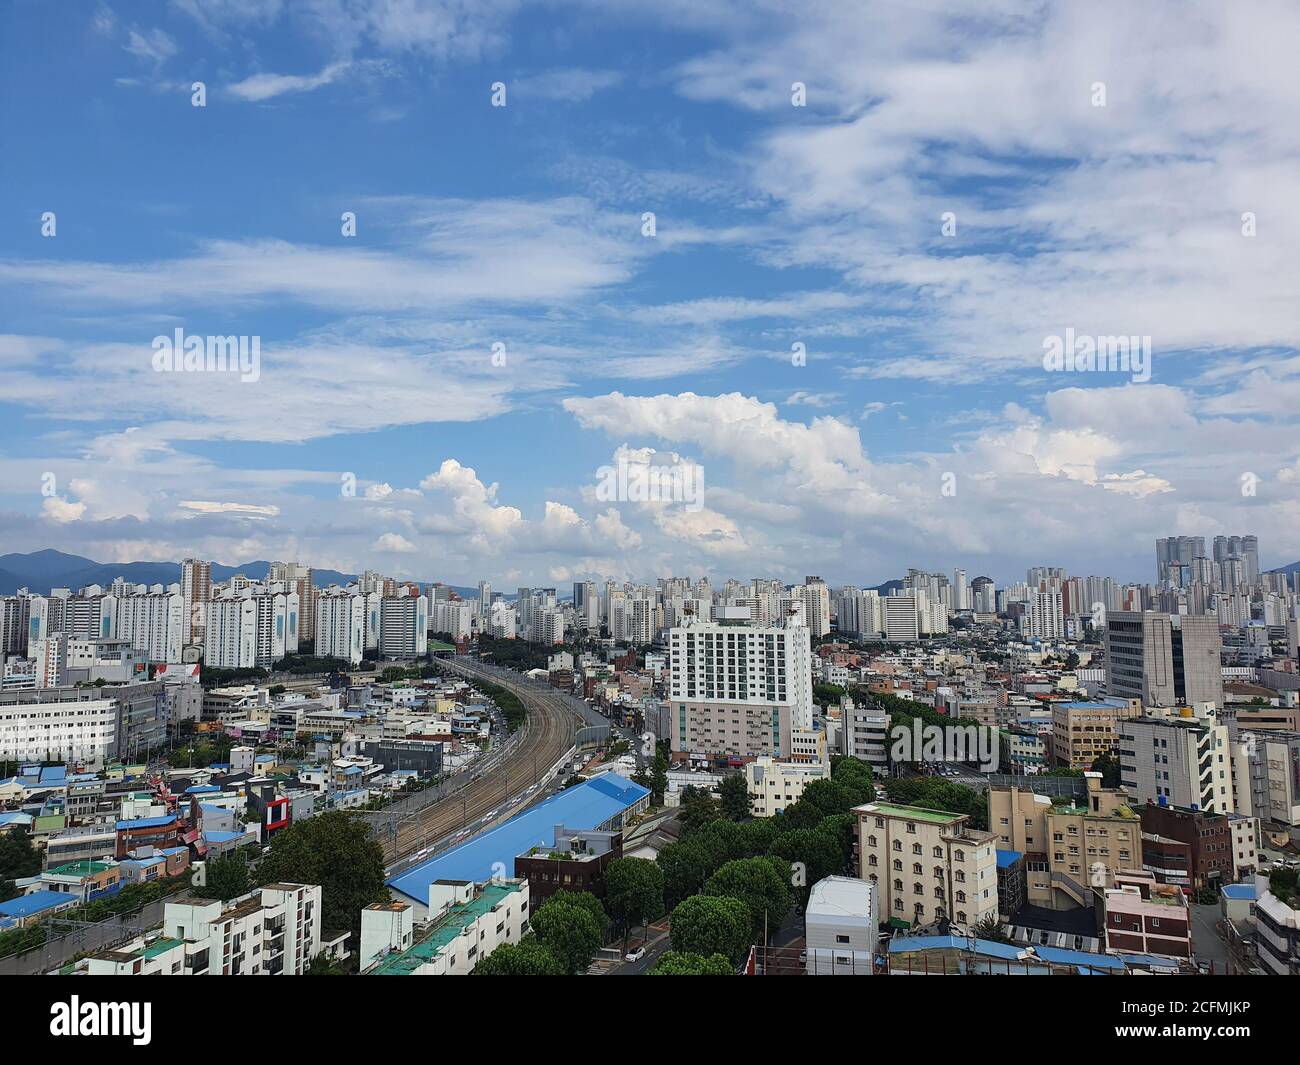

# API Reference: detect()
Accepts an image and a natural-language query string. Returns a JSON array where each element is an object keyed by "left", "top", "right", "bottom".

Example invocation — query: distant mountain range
[{"left": 0, "top": 549, "right": 480, "bottom": 599}]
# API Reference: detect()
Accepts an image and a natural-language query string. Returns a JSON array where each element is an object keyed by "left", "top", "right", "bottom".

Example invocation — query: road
[{"left": 371, "top": 657, "right": 586, "bottom": 870}]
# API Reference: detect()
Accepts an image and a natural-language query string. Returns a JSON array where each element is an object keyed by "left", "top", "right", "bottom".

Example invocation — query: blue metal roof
[
  {"left": 387, "top": 773, "right": 649, "bottom": 905},
  {"left": 996, "top": 849, "right": 1023, "bottom": 869},
  {"left": 887, "top": 935, "right": 1126, "bottom": 971},
  {"left": 1221, "top": 883, "right": 1256, "bottom": 900},
  {"left": 0, "top": 890, "right": 75, "bottom": 919},
  {"left": 115, "top": 814, "right": 177, "bottom": 830}
]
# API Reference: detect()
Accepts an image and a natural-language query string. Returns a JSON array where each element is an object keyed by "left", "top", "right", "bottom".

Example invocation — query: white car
[{"left": 625, "top": 946, "right": 646, "bottom": 963}]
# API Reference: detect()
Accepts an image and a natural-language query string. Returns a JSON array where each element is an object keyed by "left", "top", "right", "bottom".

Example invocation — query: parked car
[{"left": 625, "top": 946, "right": 646, "bottom": 962}]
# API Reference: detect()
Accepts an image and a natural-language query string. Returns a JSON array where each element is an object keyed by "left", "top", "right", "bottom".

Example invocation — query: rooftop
[
  {"left": 387, "top": 773, "right": 648, "bottom": 904},
  {"left": 371, "top": 881, "right": 523, "bottom": 975},
  {"left": 857, "top": 802, "right": 963, "bottom": 825}
]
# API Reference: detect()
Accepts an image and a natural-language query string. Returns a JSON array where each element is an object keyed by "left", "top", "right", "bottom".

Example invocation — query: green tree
[
  {"left": 648, "top": 950, "right": 734, "bottom": 975},
  {"left": 195, "top": 850, "right": 250, "bottom": 901},
  {"left": 530, "top": 892, "right": 606, "bottom": 974},
  {"left": 651, "top": 749, "right": 669, "bottom": 805},
  {"left": 604, "top": 857, "right": 665, "bottom": 952},
  {"left": 657, "top": 839, "right": 715, "bottom": 910},
  {"left": 0, "top": 829, "right": 41, "bottom": 903},
  {"left": 1090, "top": 752, "right": 1122, "bottom": 789},
  {"left": 719, "top": 773, "right": 751, "bottom": 821},
  {"left": 669, "top": 894, "right": 752, "bottom": 964},
  {"left": 678, "top": 786, "right": 721, "bottom": 833},
  {"left": 704, "top": 857, "right": 792, "bottom": 944},
  {"left": 768, "top": 828, "right": 843, "bottom": 906},
  {"left": 255, "top": 811, "right": 387, "bottom": 937},
  {"left": 974, "top": 914, "right": 1009, "bottom": 943},
  {"left": 472, "top": 936, "right": 565, "bottom": 975}
]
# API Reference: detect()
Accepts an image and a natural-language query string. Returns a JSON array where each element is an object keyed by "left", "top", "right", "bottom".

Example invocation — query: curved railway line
[{"left": 372, "top": 659, "right": 581, "bottom": 869}]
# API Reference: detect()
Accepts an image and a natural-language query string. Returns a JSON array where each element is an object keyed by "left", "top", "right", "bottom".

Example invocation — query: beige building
[
  {"left": 1051, "top": 697, "right": 1142, "bottom": 769},
  {"left": 745, "top": 756, "right": 829, "bottom": 817},
  {"left": 989, "top": 773, "right": 1140, "bottom": 909},
  {"left": 855, "top": 802, "right": 998, "bottom": 930}
]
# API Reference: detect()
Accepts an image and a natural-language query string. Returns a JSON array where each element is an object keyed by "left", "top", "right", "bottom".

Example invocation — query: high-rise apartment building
[
  {"left": 179, "top": 558, "right": 212, "bottom": 646},
  {"left": 667, "top": 608, "right": 813, "bottom": 759}
]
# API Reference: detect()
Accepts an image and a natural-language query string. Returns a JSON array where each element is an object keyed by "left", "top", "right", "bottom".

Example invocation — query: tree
[
  {"left": 195, "top": 850, "right": 250, "bottom": 901},
  {"left": 604, "top": 857, "right": 665, "bottom": 952},
  {"left": 648, "top": 950, "right": 734, "bottom": 975},
  {"left": 657, "top": 839, "right": 714, "bottom": 910},
  {"left": 0, "top": 829, "right": 41, "bottom": 903},
  {"left": 974, "top": 914, "right": 1009, "bottom": 943},
  {"left": 719, "top": 774, "right": 751, "bottom": 821},
  {"left": 704, "top": 857, "right": 793, "bottom": 944},
  {"left": 530, "top": 893, "right": 605, "bottom": 974},
  {"left": 669, "top": 894, "right": 752, "bottom": 964},
  {"left": 1090, "top": 752, "right": 1122, "bottom": 789},
  {"left": 255, "top": 811, "right": 388, "bottom": 937},
  {"left": 768, "top": 828, "right": 843, "bottom": 906},
  {"left": 651, "top": 749, "right": 669, "bottom": 805},
  {"left": 678, "top": 787, "right": 721, "bottom": 833},
  {"left": 472, "top": 936, "right": 565, "bottom": 975}
]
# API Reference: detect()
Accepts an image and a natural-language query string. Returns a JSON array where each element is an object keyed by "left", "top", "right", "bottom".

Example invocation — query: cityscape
[{"left": 0, "top": 0, "right": 1293, "bottom": 1030}]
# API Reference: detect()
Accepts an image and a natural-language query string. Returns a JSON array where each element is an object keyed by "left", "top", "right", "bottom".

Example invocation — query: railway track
[{"left": 373, "top": 659, "right": 579, "bottom": 868}]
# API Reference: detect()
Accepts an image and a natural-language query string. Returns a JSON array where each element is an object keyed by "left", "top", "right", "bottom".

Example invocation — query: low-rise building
[
  {"left": 1102, "top": 871, "right": 1192, "bottom": 959},
  {"left": 804, "top": 875, "right": 876, "bottom": 975},
  {"left": 745, "top": 756, "right": 829, "bottom": 817},
  {"left": 855, "top": 801, "right": 998, "bottom": 930},
  {"left": 514, "top": 827, "right": 621, "bottom": 904},
  {"left": 155, "top": 883, "right": 322, "bottom": 976},
  {"left": 1254, "top": 871, "right": 1300, "bottom": 976},
  {"left": 361, "top": 879, "right": 530, "bottom": 975},
  {"left": 990, "top": 773, "right": 1140, "bottom": 909}
]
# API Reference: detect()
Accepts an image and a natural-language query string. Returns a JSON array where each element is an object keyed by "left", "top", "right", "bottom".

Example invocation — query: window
[{"left": 836, "top": 934, "right": 850, "bottom": 944}]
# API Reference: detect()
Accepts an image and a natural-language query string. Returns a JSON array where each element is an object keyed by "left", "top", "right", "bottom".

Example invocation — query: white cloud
[{"left": 227, "top": 61, "right": 351, "bottom": 101}]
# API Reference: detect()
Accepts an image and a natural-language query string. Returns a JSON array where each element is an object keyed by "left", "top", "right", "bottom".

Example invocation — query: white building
[
  {"left": 805, "top": 875, "right": 877, "bottom": 975},
  {"left": 745, "top": 756, "right": 830, "bottom": 817},
  {"left": 204, "top": 588, "right": 299, "bottom": 669},
  {"left": 89, "top": 883, "right": 324, "bottom": 976},
  {"left": 0, "top": 689, "right": 117, "bottom": 766},
  {"left": 667, "top": 608, "right": 814, "bottom": 759},
  {"left": 1118, "top": 704, "right": 1235, "bottom": 814},
  {"left": 379, "top": 593, "right": 429, "bottom": 658},
  {"left": 316, "top": 588, "right": 367, "bottom": 665},
  {"left": 361, "top": 879, "right": 530, "bottom": 975},
  {"left": 855, "top": 802, "right": 999, "bottom": 930}
]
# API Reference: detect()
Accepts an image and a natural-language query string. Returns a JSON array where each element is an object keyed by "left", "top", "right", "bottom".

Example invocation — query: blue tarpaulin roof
[{"left": 387, "top": 773, "right": 648, "bottom": 905}]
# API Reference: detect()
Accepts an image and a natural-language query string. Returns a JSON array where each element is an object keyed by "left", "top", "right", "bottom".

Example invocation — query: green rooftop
[
  {"left": 48, "top": 860, "right": 114, "bottom": 878},
  {"left": 142, "top": 937, "right": 184, "bottom": 959},
  {"left": 863, "top": 803, "right": 964, "bottom": 825},
  {"left": 371, "top": 882, "right": 523, "bottom": 975}
]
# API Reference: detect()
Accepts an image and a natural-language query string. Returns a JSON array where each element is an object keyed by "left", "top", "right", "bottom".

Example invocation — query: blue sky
[{"left": 1, "top": 0, "right": 1298, "bottom": 588}]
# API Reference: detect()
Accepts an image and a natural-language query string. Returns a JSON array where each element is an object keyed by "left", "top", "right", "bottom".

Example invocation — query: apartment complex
[
  {"left": 855, "top": 802, "right": 998, "bottom": 930},
  {"left": 360, "top": 879, "right": 530, "bottom": 975}
]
